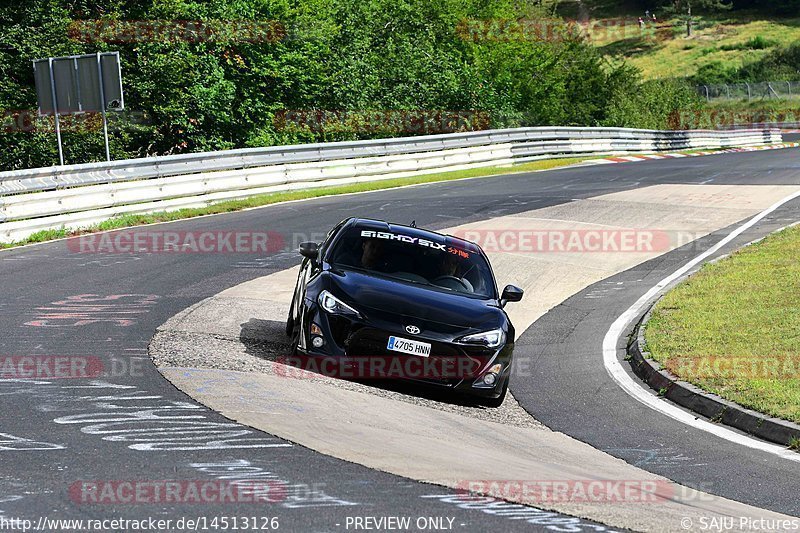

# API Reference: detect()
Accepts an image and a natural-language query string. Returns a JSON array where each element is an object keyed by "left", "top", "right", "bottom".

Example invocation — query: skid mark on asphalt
[
  {"left": 74, "top": 255, "right": 144, "bottom": 268},
  {"left": 190, "top": 459, "right": 358, "bottom": 508},
  {"left": 24, "top": 294, "right": 160, "bottom": 328},
  {"left": 602, "top": 448, "right": 708, "bottom": 469},
  {"left": 0, "top": 494, "right": 25, "bottom": 519},
  {"left": 583, "top": 281, "right": 628, "bottom": 299},
  {"left": 232, "top": 251, "right": 298, "bottom": 269},
  {"left": 52, "top": 383, "right": 293, "bottom": 451},
  {"left": 0, "top": 379, "right": 290, "bottom": 451},
  {"left": 0, "top": 253, "right": 50, "bottom": 262},
  {"left": 0, "top": 432, "right": 63, "bottom": 451}
]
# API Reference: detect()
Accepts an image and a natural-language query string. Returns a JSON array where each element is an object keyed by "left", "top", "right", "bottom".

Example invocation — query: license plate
[{"left": 387, "top": 336, "right": 431, "bottom": 357}]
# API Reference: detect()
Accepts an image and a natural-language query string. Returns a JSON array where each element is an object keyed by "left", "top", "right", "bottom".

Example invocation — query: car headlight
[
  {"left": 318, "top": 290, "right": 361, "bottom": 318},
  {"left": 456, "top": 328, "right": 505, "bottom": 348}
]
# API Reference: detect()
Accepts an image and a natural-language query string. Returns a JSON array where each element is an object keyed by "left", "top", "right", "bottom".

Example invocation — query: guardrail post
[
  {"left": 96, "top": 52, "right": 111, "bottom": 162},
  {"left": 47, "top": 58, "right": 65, "bottom": 166},
  {"left": 768, "top": 83, "right": 778, "bottom": 99}
]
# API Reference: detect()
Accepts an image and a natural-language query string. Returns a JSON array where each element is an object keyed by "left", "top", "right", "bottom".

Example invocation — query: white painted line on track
[{"left": 603, "top": 188, "right": 800, "bottom": 463}]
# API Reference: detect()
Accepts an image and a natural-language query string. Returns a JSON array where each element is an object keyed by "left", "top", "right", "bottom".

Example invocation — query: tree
[{"left": 0, "top": 0, "right": 702, "bottom": 171}]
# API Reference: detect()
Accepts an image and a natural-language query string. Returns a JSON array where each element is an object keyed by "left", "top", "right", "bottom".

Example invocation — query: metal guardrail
[
  {"left": 0, "top": 126, "right": 782, "bottom": 243},
  {"left": 0, "top": 126, "right": 779, "bottom": 194},
  {"left": 721, "top": 122, "right": 800, "bottom": 131}
]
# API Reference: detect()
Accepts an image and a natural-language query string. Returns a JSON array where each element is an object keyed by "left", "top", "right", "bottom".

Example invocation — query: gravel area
[{"left": 150, "top": 326, "right": 546, "bottom": 430}]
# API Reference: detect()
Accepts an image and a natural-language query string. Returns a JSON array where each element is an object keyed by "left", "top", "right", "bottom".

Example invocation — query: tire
[
  {"left": 289, "top": 326, "right": 300, "bottom": 356},
  {"left": 285, "top": 309, "right": 295, "bottom": 337},
  {"left": 286, "top": 268, "right": 304, "bottom": 337},
  {"left": 285, "top": 300, "right": 301, "bottom": 355}
]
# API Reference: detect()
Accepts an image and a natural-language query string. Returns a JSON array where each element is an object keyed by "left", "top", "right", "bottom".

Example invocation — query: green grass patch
[
  {"left": 0, "top": 157, "right": 590, "bottom": 251},
  {"left": 709, "top": 99, "right": 800, "bottom": 110},
  {"left": 707, "top": 99, "right": 800, "bottom": 112},
  {"left": 595, "top": 15, "right": 800, "bottom": 79},
  {"left": 720, "top": 35, "right": 779, "bottom": 51},
  {"left": 646, "top": 225, "right": 800, "bottom": 424}
]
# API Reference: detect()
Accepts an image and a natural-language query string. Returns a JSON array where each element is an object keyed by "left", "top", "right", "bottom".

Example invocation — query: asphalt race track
[
  {"left": 513, "top": 201, "right": 800, "bottom": 515},
  {"left": 1, "top": 146, "right": 799, "bottom": 531}
]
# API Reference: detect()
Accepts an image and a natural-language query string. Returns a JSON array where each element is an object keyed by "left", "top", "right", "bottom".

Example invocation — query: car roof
[{"left": 347, "top": 218, "right": 482, "bottom": 253}]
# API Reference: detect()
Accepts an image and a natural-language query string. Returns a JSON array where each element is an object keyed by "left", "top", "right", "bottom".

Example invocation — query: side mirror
[
  {"left": 500, "top": 284, "right": 524, "bottom": 307},
  {"left": 299, "top": 242, "right": 319, "bottom": 261}
]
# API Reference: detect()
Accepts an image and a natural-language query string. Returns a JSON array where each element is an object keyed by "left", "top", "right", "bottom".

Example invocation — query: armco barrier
[
  {"left": 731, "top": 122, "right": 800, "bottom": 131},
  {"left": 0, "top": 127, "right": 781, "bottom": 243}
]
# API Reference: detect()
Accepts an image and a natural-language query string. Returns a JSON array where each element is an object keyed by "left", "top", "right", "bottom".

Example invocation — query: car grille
[{"left": 343, "top": 327, "right": 490, "bottom": 385}]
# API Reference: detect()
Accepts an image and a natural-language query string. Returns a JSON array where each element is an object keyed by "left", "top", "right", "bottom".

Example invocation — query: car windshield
[{"left": 328, "top": 227, "right": 496, "bottom": 298}]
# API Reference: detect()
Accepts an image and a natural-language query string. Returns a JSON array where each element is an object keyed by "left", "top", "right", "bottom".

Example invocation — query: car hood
[{"left": 325, "top": 269, "right": 504, "bottom": 329}]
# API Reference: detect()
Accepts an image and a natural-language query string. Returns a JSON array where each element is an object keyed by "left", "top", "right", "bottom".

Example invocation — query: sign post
[
  {"left": 96, "top": 52, "right": 110, "bottom": 161},
  {"left": 33, "top": 52, "right": 124, "bottom": 166},
  {"left": 46, "top": 58, "right": 65, "bottom": 166}
]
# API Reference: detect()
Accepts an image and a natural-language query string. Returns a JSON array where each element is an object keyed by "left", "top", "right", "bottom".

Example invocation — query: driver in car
[
  {"left": 437, "top": 252, "right": 474, "bottom": 292},
  {"left": 361, "top": 238, "right": 390, "bottom": 272}
]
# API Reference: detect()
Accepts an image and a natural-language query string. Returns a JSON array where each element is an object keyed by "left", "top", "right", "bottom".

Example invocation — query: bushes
[
  {"left": 720, "top": 36, "right": 779, "bottom": 51},
  {"left": 0, "top": 0, "right": 701, "bottom": 171},
  {"left": 603, "top": 75, "right": 702, "bottom": 129},
  {"left": 692, "top": 61, "right": 741, "bottom": 84},
  {"left": 737, "top": 42, "right": 800, "bottom": 81},
  {"left": 692, "top": 42, "right": 800, "bottom": 84}
]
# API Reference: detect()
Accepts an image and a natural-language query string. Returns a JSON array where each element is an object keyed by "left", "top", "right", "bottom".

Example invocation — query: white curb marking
[{"left": 603, "top": 188, "right": 800, "bottom": 463}]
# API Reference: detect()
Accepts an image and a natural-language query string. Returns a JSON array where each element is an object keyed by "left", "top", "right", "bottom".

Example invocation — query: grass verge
[
  {"left": 707, "top": 99, "right": 800, "bottom": 115},
  {"left": 594, "top": 15, "right": 800, "bottom": 80},
  {"left": 0, "top": 157, "right": 591, "bottom": 251},
  {"left": 645, "top": 224, "right": 800, "bottom": 424}
]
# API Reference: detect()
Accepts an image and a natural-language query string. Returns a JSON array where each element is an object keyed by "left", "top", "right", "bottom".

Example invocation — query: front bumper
[{"left": 294, "top": 300, "right": 513, "bottom": 398}]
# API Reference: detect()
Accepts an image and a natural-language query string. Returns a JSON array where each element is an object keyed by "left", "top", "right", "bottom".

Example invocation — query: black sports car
[{"left": 286, "top": 217, "right": 523, "bottom": 407}]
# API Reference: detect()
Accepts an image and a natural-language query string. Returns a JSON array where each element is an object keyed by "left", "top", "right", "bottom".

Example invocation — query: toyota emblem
[{"left": 405, "top": 325, "right": 420, "bottom": 335}]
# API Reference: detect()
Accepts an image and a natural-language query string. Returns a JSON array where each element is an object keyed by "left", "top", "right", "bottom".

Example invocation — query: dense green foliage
[
  {"left": 0, "top": 0, "right": 700, "bottom": 170},
  {"left": 692, "top": 42, "right": 800, "bottom": 83}
]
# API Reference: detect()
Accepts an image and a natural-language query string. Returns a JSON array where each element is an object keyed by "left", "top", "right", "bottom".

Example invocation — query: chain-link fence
[{"left": 697, "top": 81, "right": 800, "bottom": 101}]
